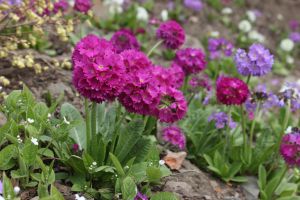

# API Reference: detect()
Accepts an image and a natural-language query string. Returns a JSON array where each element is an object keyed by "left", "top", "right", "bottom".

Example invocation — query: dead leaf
[{"left": 163, "top": 151, "right": 187, "bottom": 170}]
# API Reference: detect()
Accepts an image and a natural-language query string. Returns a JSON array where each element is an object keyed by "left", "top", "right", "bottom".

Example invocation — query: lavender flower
[
  {"left": 0, "top": 0, "right": 21, "bottom": 5},
  {"left": 289, "top": 20, "right": 299, "bottom": 31},
  {"left": 184, "top": 0, "right": 203, "bottom": 12},
  {"left": 235, "top": 43, "right": 274, "bottom": 77},
  {"left": 208, "top": 112, "right": 236, "bottom": 129},
  {"left": 208, "top": 38, "right": 233, "bottom": 60},
  {"left": 0, "top": 180, "right": 2, "bottom": 194},
  {"left": 134, "top": 192, "right": 148, "bottom": 200},
  {"left": 289, "top": 32, "right": 300, "bottom": 43},
  {"left": 162, "top": 126, "right": 186, "bottom": 149}
]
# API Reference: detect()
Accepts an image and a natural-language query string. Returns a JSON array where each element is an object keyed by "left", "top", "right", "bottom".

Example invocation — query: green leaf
[
  {"left": 3, "top": 172, "right": 15, "bottom": 199},
  {"left": 0, "top": 144, "right": 17, "bottom": 170},
  {"left": 40, "top": 185, "right": 65, "bottom": 200},
  {"left": 61, "top": 103, "right": 86, "bottom": 150},
  {"left": 22, "top": 140, "right": 38, "bottom": 165},
  {"left": 228, "top": 163, "right": 242, "bottom": 178},
  {"left": 67, "top": 156, "right": 86, "bottom": 174},
  {"left": 38, "top": 148, "right": 54, "bottom": 158},
  {"left": 229, "top": 176, "right": 248, "bottom": 183},
  {"left": 151, "top": 192, "right": 178, "bottom": 200},
  {"left": 121, "top": 176, "right": 137, "bottom": 200},
  {"left": 146, "top": 167, "right": 162, "bottom": 183},
  {"left": 258, "top": 165, "right": 267, "bottom": 189},
  {"left": 109, "top": 153, "right": 125, "bottom": 177}
]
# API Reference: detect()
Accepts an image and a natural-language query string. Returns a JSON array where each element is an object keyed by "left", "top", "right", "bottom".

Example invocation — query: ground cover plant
[{"left": 1, "top": 0, "right": 300, "bottom": 200}]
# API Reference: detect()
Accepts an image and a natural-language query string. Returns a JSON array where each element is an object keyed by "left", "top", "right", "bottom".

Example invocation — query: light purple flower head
[
  {"left": 208, "top": 38, "right": 233, "bottom": 60},
  {"left": 162, "top": 126, "right": 186, "bottom": 149},
  {"left": 1, "top": 0, "right": 21, "bottom": 5},
  {"left": 208, "top": 112, "right": 236, "bottom": 129},
  {"left": 134, "top": 192, "right": 148, "bottom": 200},
  {"left": 280, "top": 132, "right": 300, "bottom": 167},
  {"left": 235, "top": 43, "right": 274, "bottom": 77},
  {"left": 289, "top": 32, "right": 300, "bottom": 43},
  {"left": 184, "top": 0, "right": 203, "bottom": 12}
]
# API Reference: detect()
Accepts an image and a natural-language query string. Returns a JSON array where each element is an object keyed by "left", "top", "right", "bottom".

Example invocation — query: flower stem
[
  {"left": 91, "top": 102, "right": 97, "bottom": 152},
  {"left": 240, "top": 105, "right": 247, "bottom": 152},
  {"left": 246, "top": 75, "right": 251, "bottom": 85},
  {"left": 223, "top": 106, "right": 232, "bottom": 157},
  {"left": 147, "top": 40, "right": 163, "bottom": 57},
  {"left": 249, "top": 102, "right": 261, "bottom": 148},
  {"left": 85, "top": 99, "right": 91, "bottom": 153}
]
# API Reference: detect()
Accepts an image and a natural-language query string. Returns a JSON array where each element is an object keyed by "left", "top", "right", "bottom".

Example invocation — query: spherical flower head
[
  {"left": 110, "top": 29, "right": 140, "bottom": 53},
  {"left": 235, "top": 43, "right": 274, "bottom": 76},
  {"left": 208, "top": 38, "right": 233, "bottom": 60},
  {"left": 289, "top": 32, "right": 300, "bottom": 43},
  {"left": 208, "top": 112, "right": 237, "bottom": 129},
  {"left": 152, "top": 65, "right": 184, "bottom": 89},
  {"left": 216, "top": 76, "right": 249, "bottom": 105},
  {"left": 74, "top": 0, "right": 92, "bottom": 13},
  {"left": 121, "top": 49, "right": 151, "bottom": 74},
  {"left": 53, "top": 0, "right": 69, "bottom": 13},
  {"left": 173, "top": 48, "right": 206, "bottom": 75},
  {"left": 280, "top": 132, "right": 300, "bottom": 166},
  {"left": 156, "top": 20, "right": 185, "bottom": 49},
  {"left": 154, "top": 87, "right": 187, "bottom": 123},
  {"left": 118, "top": 69, "right": 160, "bottom": 116},
  {"left": 162, "top": 126, "right": 186, "bottom": 149},
  {"left": 184, "top": 0, "right": 203, "bottom": 12},
  {"left": 280, "top": 38, "right": 294, "bottom": 52},
  {"left": 238, "top": 20, "right": 252, "bottom": 33},
  {"left": 289, "top": 19, "right": 299, "bottom": 31}
]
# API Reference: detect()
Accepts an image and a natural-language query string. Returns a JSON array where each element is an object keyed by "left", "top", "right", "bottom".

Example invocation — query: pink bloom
[
  {"left": 121, "top": 50, "right": 151, "bottom": 74},
  {"left": 156, "top": 20, "right": 185, "bottom": 49},
  {"left": 216, "top": 76, "right": 249, "bottom": 105},
  {"left": 73, "top": 143, "right": 79, "bottom": 152},
  {"left": 74, "top": 0, "right": 92, "bottom": 13},
  {"left": 189, "top": 74, "right": 212, "bottom": 91},
  {"left": 280, "top": 133, "right": 300, "bottom": 166},
  {"left": 110, "top": 29, "right": 140, "bottom": 53},
  {"left": 173, "top": 48, "right": 206, "bottom": 75},
  {"left": 162, "top": 126, "right": 186, "bottom": 149},
  {"left": 152, "top": 65, "right": 184, "bottom": 89},
  {"left": 53, "top": 0, "right": 69, "bottom": 13}
]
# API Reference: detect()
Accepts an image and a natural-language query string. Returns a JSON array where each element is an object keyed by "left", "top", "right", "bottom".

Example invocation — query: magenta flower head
[
  {"left": 53, "top": 0, "right": 69, "bottom": 13},
  {"left": 173, "top": 48, "right": 206, "bottom": 75},
  {"left": 72, "top": 34, "right": 126, "bottom": 103},
  {"left": 156, "top": 20, "right": 185, "bottom": 49},
  {"left": 121, "top": 49, "right": 151, "bottom": 73},
  {"left": 184, "top": 0, "right": 203, "bottom": 12},
  {"left": 74, "top": 0, "right": 92, "bottom": 13},
  {"left": 134, "top": 192, "right": 148, "bottom": 200},
  {"left": 152, "top": 65, "right": 184, "bottom": 89},
  {"left": 162, "top": 126, "right": 186, "bottom": 149},
  {"left": 280, "top": 132, "right": 300, "bottom": 167},
  {"left": 208, "top": 38, "right": 233, "bottom": 60},
  {"left": 110, "top": 29, "right": 140, "bottom": 53},
  {"left": 289, "top": 20, "right": 299, "bottom": 31},
  {"left": 216, "top": 76, "right": 249, "bottom": 105},
  {"left": 235, "top": 43, "right": 274, "bottom": 77},
  {"left": 154, "top": 87, "right": 187, "bottom": 123},
  {"left": 0, "top": 180, "right": 2, "bottom": 194},
  {"left": 189, "top": 74, "right": 212, "bottom": 91}
]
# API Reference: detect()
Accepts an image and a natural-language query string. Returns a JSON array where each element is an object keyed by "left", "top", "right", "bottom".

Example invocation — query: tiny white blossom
[
  {"left": 14, "top": 186, "right": 21, "bottom": 195},
  {"left": 75, "top": 194, "right": 86, "bottom": 200},
  {"left": 136, "top": 6, "right": 149, "bottom": 22},
  {"left": 286, "top": 55, "right": 294, "bottom": 64},
  {"left": 47, "top": 113, "right": 51, "bottom": 118},
  {"left": 161, "top": 9, "right": 168, "bottom": 21},
  {"left": 104, "top": 0, "right": 124, "bottom": 15},
  {"left": 63, "top": 116, "right": 70, "bottom": 125},
  {"left": 248, "top": 30, "right": 265, "bottom": 43},
  {"left": 238, "top": 20, "right": 252, "bottom": 33},
  {"left": 280, "top": 39, "right": 294, "bottom": 52},
  {"left": 277, "top": 14, "right": 283, "bottom": 21},
  {"left": 246, "top": 10, "right": 256, "bottom": 22},
  {"left": 285, "top": 126, "right": 293, "bottom": 134},
  {"left": 221, "top": 7, "right": 232, "bottom": 15},
  {"left": 92, "top": 161, "right": 97, "bottom": 166},
  {"left": 210, "top": 31, "right": 220, "bottom": 38},
  {"left": 31, "top": 137, "right": 38, "bottom": 146},
  {"left": 27, "top": 118, "right": 34, "bottom": 124},
  {"left": 0, "top": 195, "right": 4, "bottom": 200},
  {"left": 159, "top": 160, "right": 165, "bottom": 165}
]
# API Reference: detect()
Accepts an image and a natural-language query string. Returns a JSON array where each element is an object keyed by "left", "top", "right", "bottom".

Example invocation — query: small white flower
[
  {"left": 63, "top": 116, "right": 70, "bottom": 125},
  {"left": 104, "top": 0, "right": 124, "bottom": 15},
  {"left": 0, "top": 195, "right": 4, "bottom": 200},
  {"left": 248, "top": 30, "right": 265, "bottom": 43},
  {"left": 246, "top": 10, "right": 256, "bottom": 22},
  {"left": 47, "top": 113, "right": 51, "bottom": 118},
  {"left": 280, "top": 38, "right": 294, "bottom": 52},
  {"left": 285, "top": 126, "right": 293, "bottom": 134},
  {"left": 17, "top": 135, "right": 23, "bottom": 143},
  {"left": 221, "top": 7, "right": 232, "bottom": 15},
  {"left": 210, "top": 31, "right": 220, "bottom": 38},
  {"left": 286, "top": 55, "right": 294, "bottom": 64},
  {"left": 75, "top": 194, "right": 86, "bottom": 200},
  {"left": 136, "top": 6, "right": 149, "bottom": 22},
  {"left": 238, "top": 20, "right": 252, "bottom": 33},
  {"left": 14, "top": 186, "right": 21, "bottom": 195},
  {"left": 161, "top": 9, "right": 168, "bottom": 21},
  {"left": 27, "top": 118, "right": 34, "bottom": 124},
  {"left": 159, "top": 160, "right": 165, "bottom": 165},
  {"left": 31, "top": 137, "right": 38, "bottom": 146},
  {"left": 277, "top": 14, "right": 283, "bottom": 21},
  {"left": 92, "top": 161, "right": 97, "bottom": 166}
]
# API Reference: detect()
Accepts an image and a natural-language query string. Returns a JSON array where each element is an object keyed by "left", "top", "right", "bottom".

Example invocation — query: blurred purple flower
[
  {"left": 289, "top": 20, "right": 299, "bottom": 31},
  {"left": 208, "top": 38, "right": 233, "bottom": 60},
  {"left": 134, "top": 192, "right": 148, "bottom": 200},
  {"left": 0, "top": 0, "right": 21, "bottom": 5},
  {"left": 162, "top": 126, "right": 186, "bottom": 149},
  {"left": 0, "top": 180, "right": 2, "bottom": 194},
  {"left": 208, "top": 112, "right": 236, "bottom": 129},
  {"left": 203, "top": 90, "right": 213, "bottom": 105},
  {"left": 184, "top": 0, "right": 203, "bottom": 12},
  {"left": 289, "top": 32, "right": 300, "bottom": 43}
]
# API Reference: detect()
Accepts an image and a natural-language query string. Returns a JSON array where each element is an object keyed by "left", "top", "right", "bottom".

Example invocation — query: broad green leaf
[
  {"left": 3, "top": 172, "right": 15, "bottom": 199},
  {"left": 146, "top": 167, "right": 162, "bottom": 183},
  {"left": 121, "top": 176, "right": 137, "bottom": 200},
  {"left": 40, "top": 185, "right": 65, "bottom": 200},
  {"left": 0, "top": 144, "right": 17, "bottom": 170},
  {"left": 151, "top": 192, "right": 178, "bottom": 200},
  {"left": 22, "top": 140, "right": 38, "bottom": 165},
  {"left": 61, "top": 103, "right": 86, "bottom": 150},
  {"left": 66, "top": 155, "right": 86, "bottom": 174},
  {"left": 109, "top": 153, "right": 125, "bottom": 177},
  {"left": 258, "top": 165, "right": 267, "bottom": 189}
]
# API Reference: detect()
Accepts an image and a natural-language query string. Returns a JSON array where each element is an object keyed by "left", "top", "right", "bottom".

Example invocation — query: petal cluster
[
  {"left": 74, "top": 0, "right": 92, "bottom": 13},
  {"left": 208, "top": 38, "right": 233, "bottom": 60},
  {"left": 110, "top": 29, "right": 140, "bottom": 53},
  {"left": 156, "top": 20, "right": 185, "bottom": 49},
  {"left": 280, "top": 133, "right": 300, "bottom": 167},
  {"left": 208, "top": 112, "right": 236, "bottom": 129},
  {"left": 162, "top": 126, "right": 186, "bottom": 149},
  {"left": 235, "top": 43, "right": 274, "bottom": 76},
  {"left": 216, "top": 76, "right": 249, "bottom": 105}
]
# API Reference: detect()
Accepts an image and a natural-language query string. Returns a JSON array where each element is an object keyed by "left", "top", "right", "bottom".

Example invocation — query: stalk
[
  {"left": 240, "top": 105, "right": 247, "bottom": 153},
  {"left": 147, "top": 40, "right": 163, "bottom": 57},
  {"left": 249, "top": 102, "right": 261, "bottom": 148},
  {"left": 223, "top": 106, "right": 232, "bottom": 157},
  {"left": 85, "top": 99, "right": 91, "bottom": 153}
]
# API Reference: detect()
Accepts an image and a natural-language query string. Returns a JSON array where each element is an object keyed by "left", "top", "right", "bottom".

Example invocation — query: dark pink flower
[
  {"left": 74, "top": 0, "right": 92, "bottom": 13},
  {"left": 189, "top": 74, "right": 212, "bottom": 91},
  {"left": 156, "top": 20, "right": 185, "bottom": 49},
  {"left": 73, "top": 143, "right": 79, "bottom": 152},
  {"left": 173, "top": 48, "right": 206, "bottom": 75},
  {"left": 152, "top": 65, "right": 184, "bottom": 89},
  {"left": 216, "top": 76, "right": 249, "bottom": 105},
  {"left": 162, "top": 126, "right": 186, "bottom": 149},
  {"left": 120, "top": 49, "right": 151, "bottom": 74},
  {"left": 53, "top": 0, "right": 69, "bottom": 13},
  {"left": 280, "top": 132, "right": 300, "bottom": 166},
  {"left": 110, "top": 29, "right": 140, "bottom": 53}
]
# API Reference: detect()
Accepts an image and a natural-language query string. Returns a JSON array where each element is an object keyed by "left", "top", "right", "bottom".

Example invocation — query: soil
[{"left": 1, "top": 0, "right": 300, "bottom": 199}]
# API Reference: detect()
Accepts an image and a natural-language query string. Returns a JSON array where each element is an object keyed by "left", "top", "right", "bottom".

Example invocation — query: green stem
[
  {"left": 249, "top": 102, "right": 261, "bottom": 148},
  {"left": 270, "top": 165, "right": 288, "bottom": 198},
  {"left": 110, "top": 104, "right": 125, "bottom": 154},
  {"left": 147, "top": 40, "right": 163, "bottom": 57},
  {"left": 183, "top": 76, "right": 189, "bottom": 95},
  {"left": 223, "top": 106, "right": 232, "bottom": 157},
  {"left": 240, "top": 105, "right": 247, "bottom": 152},
  {"left": 91, "top": 102, "right": 97, "bottom": 155},
  {"left": 246, "top": 75, "right": 251, "bottom": 85},
  {"left": 85, "top": 99, "right": 91, "bottom": 153}
]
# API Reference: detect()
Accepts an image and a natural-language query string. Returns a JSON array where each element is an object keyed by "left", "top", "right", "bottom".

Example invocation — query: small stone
[{"left": 203, "top": 195, "right": 212, "bottom": 200}]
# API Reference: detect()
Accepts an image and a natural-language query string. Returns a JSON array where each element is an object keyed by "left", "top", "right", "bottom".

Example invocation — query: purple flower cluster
[
  {"left": 134, "top": 192, "right": 148, "bottom": 200},
  {"left": 289, "top": 20, "right": 299, "bottom": 31},
  {"left": 173, "top": 48, "right": 206, "bottom": 75},
  {"left": 208, "top": 112, "right": 236, "bottom": 129},
  {"left": 156, "top": 20, "right": 185, "bottom": 49},
  {"left": 235, "top": 44, "right": 274, "bottom": 77},
  {"left": 280, "top": 132, "right": 300, "bottom": 166},
  {"left": 189, "top": 74, "right": 212, "bottom": 91},
  {"left": 208, "top": 38, "right": 233, "bottom": 60},
  {"left": 162, "top": 126, "right": 186, "bottom": 149},
  {"left": 74, "top": 0, "right": 92, "bottom": 13},
  {"left": 289, "top": 32, "right": 300, "bottom": 43},
  {"left": 183, "top": 0, "right": 203, "bottom": 12},
  {"left": 53, "top": 0, "right": 69, "bottom": 13},
  {"left": 110, "top": 29, "right": 140, "bottom": 53}
]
